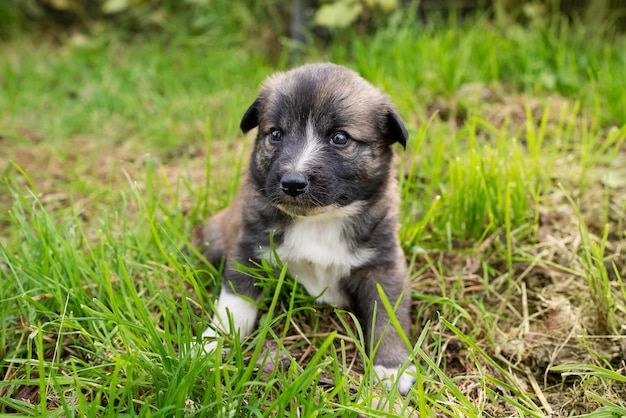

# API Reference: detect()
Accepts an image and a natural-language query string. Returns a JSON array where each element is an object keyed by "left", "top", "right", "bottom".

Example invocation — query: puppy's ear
[
  {"left": 240, "top": 98, "right": 261, "bottom": 133},
  {"left": 385, "top": 110, "right": 409, "bottom": 149}
]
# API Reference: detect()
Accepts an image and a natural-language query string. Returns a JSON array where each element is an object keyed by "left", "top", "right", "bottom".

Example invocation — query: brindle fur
[{"left": 199, "top": 63, "right": 414, "bottom": 391}]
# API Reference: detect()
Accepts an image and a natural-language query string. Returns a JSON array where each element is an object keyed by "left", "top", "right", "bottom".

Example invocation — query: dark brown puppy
[{"left": 199, "top": 63, "right": 415, "bottom": 394}]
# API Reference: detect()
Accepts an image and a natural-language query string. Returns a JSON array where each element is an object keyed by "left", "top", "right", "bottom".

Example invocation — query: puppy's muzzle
[{"left": 280, "top": 172, "right": 309, "bottom": 197}]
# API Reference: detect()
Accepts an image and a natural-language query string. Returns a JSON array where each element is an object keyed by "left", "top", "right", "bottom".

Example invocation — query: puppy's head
[{"left": 241, "top": 63, "right": 408, "bottom": 217}]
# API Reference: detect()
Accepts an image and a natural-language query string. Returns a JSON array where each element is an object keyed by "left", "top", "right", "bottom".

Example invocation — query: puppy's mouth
[
  {"left": 269, "top": 171, "right": 362, "bottom": 217},
  {"left": 275, "top": 201, "right": 334, "bottom": 217},
  {"left": 268, "top": 171, "right": 330, "bottom": 216}
]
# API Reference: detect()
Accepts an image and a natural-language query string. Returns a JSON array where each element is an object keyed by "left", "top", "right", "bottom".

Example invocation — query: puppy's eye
[
  {"left": 330, "top": 131, "right": 350, "bottom": 148},
  {"left": 269, "top": 129, "right": 283, "bottom": 143}
]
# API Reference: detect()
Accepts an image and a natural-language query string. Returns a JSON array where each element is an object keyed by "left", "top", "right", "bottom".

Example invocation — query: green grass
[{"left": 2, "top": 6, "right": 626, "bottom": 417}]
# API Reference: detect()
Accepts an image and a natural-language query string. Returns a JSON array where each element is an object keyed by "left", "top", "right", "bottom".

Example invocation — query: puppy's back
[{"left": 199, "top": 187, "right": 246, "bottom": 264}]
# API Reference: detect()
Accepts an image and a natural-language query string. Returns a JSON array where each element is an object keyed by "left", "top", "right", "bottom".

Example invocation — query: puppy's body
[{"left": 200, "top": 63, "right": 415, "bottom": 394}]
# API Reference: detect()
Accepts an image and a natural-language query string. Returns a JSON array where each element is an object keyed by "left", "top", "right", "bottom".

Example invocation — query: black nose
[{"left": 280, "top": 172, "right": 309, "bottom": 197}]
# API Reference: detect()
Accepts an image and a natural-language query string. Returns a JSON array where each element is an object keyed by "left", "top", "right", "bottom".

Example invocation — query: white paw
[
  {"left": 373, "top": 363, "right": 417, "bottom": 395},
  {"left": 193, "top": 288, "right": 260, "bottom": 357},
  {"left": 209, "top": 289, "right": 259, "bottom": 339}
]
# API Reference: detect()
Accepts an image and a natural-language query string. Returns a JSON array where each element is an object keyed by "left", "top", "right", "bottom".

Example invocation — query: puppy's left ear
[
  {"left": 384, "top": 110, "right": 409, "bottom": 149},
  {"left": 240, "top": 98, "right": 261, "bottom": 133}
]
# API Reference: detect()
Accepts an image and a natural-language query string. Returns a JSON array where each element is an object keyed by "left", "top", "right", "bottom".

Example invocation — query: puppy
[{"left": 199, "top": 63, "right": 416, "bottom": 394}]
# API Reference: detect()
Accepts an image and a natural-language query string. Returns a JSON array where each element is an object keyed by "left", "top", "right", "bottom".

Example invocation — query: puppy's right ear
[
  {"left": 240, "top": 98, "right": 261, "bottom": 133},
  {"left": 384, "top": 110, "right": 409, "bottom": 149}
]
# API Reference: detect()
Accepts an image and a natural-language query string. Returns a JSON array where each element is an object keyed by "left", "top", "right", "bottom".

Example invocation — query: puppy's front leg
[
  {"left": 202, "top": 260, "right": 263, "bottom": 353},
  {"left": 344, "top": 265, "right": 416, "bottom": 395}
]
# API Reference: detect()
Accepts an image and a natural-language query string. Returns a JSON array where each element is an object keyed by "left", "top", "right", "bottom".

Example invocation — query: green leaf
[
  {"left": 314, "top": 0, "right": 362, "bottom": 28},
  {"left": 102, "top": 0, "right": 131, "bottom": 14}
]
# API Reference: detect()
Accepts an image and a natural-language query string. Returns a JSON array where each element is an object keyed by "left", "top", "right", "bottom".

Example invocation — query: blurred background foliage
[{"left": 1, "top": 0, "right": 624, "bottom": 44}]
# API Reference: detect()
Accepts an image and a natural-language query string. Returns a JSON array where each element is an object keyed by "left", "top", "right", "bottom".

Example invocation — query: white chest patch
[{"left": 274, "top": 203, "right": 373, "bottom": 307}]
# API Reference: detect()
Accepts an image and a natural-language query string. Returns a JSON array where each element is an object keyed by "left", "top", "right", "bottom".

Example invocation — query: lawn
[{"left": 1, "top": 5, "right": 626, "bottom": 417}]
